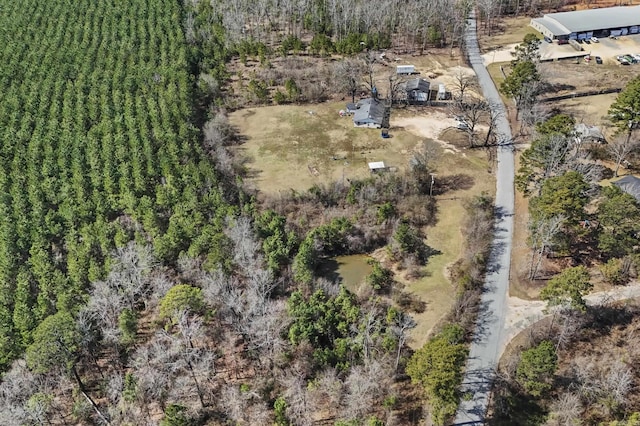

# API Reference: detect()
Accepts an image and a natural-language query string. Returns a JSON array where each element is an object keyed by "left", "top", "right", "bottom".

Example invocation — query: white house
[{"left": 352, "top": 98, "right": 389, "bottom": 128}]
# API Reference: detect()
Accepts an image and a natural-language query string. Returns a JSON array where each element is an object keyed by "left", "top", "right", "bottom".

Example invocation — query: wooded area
[
  {"left": 0, "top": 0, "right": 500, "bottom": 424},
  {"left": 493, "top": 34, "right": 640, "bottom": 425},
  {"left": 0, "top": 0, "right": 238, "bottom": 369}
]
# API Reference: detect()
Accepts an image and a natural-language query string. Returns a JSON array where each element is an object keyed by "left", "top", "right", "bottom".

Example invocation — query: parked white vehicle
[{"left": 591, "top": 36, "right": 599, "bottom": 43}]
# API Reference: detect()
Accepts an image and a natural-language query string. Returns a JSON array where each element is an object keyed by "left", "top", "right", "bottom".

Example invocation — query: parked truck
[{"left": 569, "top": 39, "right": 583, "bottom": 51}]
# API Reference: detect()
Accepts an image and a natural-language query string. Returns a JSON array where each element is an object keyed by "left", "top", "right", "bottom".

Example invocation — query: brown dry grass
[
  {"left": 230, "top": 100, "right": 496, "bottom": 349},
  {"left": 554, "top": 92, "right": 618, "bottom": 133},
  {"left": 229, "top": 102, "right": 423, "bottom": 195},
  {"left": 478, "top": 17, "right": 540, "bottom": 52},
  {"left": 540, "top": 61, "right": 635, "bottom": 96}
]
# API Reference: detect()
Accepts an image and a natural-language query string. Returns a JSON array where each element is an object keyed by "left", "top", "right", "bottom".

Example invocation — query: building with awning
[{"left": 530, "top": 6, "right": 640, "bottom": 40}]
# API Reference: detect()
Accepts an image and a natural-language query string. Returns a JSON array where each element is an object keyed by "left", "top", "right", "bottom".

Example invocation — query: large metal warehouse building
[{"left": 530, "top": 5, "right": 640, "bottom": 41}]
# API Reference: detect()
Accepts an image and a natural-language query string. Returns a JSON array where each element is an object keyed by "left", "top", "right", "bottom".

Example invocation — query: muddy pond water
[{"left": 317, "top": 254, "right": 373, "bottom": 291}]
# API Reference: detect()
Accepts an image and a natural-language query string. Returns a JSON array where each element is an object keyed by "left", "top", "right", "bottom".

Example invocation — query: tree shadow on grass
[{"left": 433, "top": 174, "right": 475, "bottom": 195}]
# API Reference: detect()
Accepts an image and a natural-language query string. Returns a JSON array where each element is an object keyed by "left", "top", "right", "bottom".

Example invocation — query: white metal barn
[{"left": 530, "top": 5, "right": 640, "bottom": 41}]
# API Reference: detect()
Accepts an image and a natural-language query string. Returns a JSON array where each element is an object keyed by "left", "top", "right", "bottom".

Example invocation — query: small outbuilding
[
  {"left": 368, "top": 161, "right": 387, "bottom": 173},
  {"left": 613, "top": 175, "right": 640, "bottom": 202},
  {"left": 574, "top": 123, "right": 606, "bottom": 144},
  {"left": 404, "top": 78, "right": 431, "bottom": 104},
  {"left": 352, "top": 98, "right": 390, "bottom": 128},
  {"left": 396, "top": 65, "right": 416, "bottom": 75}
]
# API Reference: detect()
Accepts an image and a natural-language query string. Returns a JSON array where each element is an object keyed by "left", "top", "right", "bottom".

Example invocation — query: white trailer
[{"left": 396, "top": 65, "right": 415, "bottom": 75}]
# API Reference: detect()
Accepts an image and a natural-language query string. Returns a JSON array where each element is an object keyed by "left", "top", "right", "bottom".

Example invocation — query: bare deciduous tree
[
  {"left": 607, "top": 134, "right": 639, "bottom": 177},
  {"left": 387, "top": 72, "right": 406, "bottom": 104},
  {"left": 572, "top": 357, "right": 633, "bottom": 416},
  {"left": 452, "top": 68, "right": 477, "bottom": 101},
  {"left": 528, "top": 214, "right": 566, "bottom": 280},
  {"left": 220, "top": 384, "right": 271, "bottom": 425},
  {"left": 389, "top": 311, "right": 416, "bottom": 371},
  {"left": 478, "top": 0, "right": 501, "bottom": 35},
  {"left": 308, "top": 367, "right": 344, "bottom": 414},
  {"left": 226, "top": 215, "right": 262, "bottom": 273},
  {"left": 281, "top": 373, "right": 314, "bottom": 426},
  {"left": 340, "top": 358, "right": 393, "bottom": 421},
  {"left": 362, "top": 51, "right": 379, "bottom": 97},
  {"left": 450, "top": 95, "right": 492, "bottom": 147},
  {"left": 334, "top": 58, "right": 366, "bottom": 103},
  {"left": 547, "top": 392, "right": 582, "bottom": 426}
]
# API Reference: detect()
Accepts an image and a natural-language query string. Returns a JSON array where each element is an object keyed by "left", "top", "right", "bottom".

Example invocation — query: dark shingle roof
[
  {"left": 613, "top": 175, "right": 640, "bottom": 202},
  {"left": 405, "top": 78, "right": 430, "bottom": 93}
]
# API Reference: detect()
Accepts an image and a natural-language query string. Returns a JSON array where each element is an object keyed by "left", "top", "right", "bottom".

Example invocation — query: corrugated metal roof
[
  {"left": 353, "top": 98, "right": 386, "bottom": 124},
  {"left": 531, "top": 17, "right": 570, "bottom": 36},
  {"left": 405, "top": 78, "right": 430, "bottom": 92},
  {"left": 541, "top": 5, "right": 640, "bottom": 35},
  {"left": 613, "top": 175, "right": 640, "bottom": 202}
]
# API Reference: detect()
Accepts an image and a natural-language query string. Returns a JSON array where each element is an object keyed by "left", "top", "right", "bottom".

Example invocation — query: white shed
[
  {"left": 396, "top": 65, "right": 415, "bottom": 75},
  {"left": 368, "top": 161, "right": 387, "bottom": 173}
]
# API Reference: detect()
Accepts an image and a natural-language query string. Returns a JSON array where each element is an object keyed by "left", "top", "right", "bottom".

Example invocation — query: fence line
[{"left": 539, "top": 87, "right": 622, "bottom": 103}]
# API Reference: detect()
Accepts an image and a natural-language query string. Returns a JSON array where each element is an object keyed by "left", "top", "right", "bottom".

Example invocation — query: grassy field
[
  {"left": 554, "top": 93, "right": 618, "bottom": 133},
  {"left": 230, "top": 102, "right": 423, "bottom": 195},
  {"left": 478, "top": 17, "right": 540, "bottom": 52},
  {"left": 231, "top": 102, "right": 496, "bottom": 348}
]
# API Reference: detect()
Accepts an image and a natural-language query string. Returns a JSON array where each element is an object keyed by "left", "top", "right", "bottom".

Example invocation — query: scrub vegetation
[{"left": 0, "top": 0, "right": 499, "bottom": 424}]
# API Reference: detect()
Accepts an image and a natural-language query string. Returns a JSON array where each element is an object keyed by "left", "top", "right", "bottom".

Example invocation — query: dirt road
[{"left": 502, "top": 281, "right": 640, "bottom": 357}]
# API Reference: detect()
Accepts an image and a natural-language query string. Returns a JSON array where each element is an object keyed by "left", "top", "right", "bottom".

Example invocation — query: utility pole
[{"left": 429, "top": 173, "right": 436, "bottom": 197}]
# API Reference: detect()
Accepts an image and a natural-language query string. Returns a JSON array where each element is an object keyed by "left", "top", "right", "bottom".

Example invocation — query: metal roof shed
[
  {"left": 368, "top": 161, "right": 386, "bottom": 172},
  {"left": 613, "top": 175, "right": 640, "bottom": 202},
  {"left": 405, "top": 78, "right": 430, "bottom": 92}
]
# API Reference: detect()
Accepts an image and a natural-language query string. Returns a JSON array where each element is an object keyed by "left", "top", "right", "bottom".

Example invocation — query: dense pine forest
[{"left": 0, "top": 0, "right": 232, "bottom": 368}]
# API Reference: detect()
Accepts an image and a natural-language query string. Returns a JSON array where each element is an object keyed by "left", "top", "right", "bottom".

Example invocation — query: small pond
[{"left": 317, "top": 254, "right": 373, "bottom": 291}]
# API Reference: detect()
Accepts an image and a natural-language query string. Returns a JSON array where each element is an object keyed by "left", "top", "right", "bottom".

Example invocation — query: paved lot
[
  {"left": 483, "top": 34, "right": 640, "bottom": 65},
  {"left": 540, "top": 34, "right": 640, "bottom": 63}
]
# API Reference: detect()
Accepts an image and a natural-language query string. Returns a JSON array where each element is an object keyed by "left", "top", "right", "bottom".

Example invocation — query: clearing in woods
[{"left": 230, "top": 102, "right": 495, "bottom": 347}]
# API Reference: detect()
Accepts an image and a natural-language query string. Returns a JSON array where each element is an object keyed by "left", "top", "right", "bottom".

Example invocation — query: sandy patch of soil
[
  {"left": 500, "top": 280, "right": 640, "bottom": 358},
  {"left": 393, "top": 111, "right": 462, "bottom": 153},
  {"left": 482, "top": 44, "right": 518, "bottom": 65}
]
